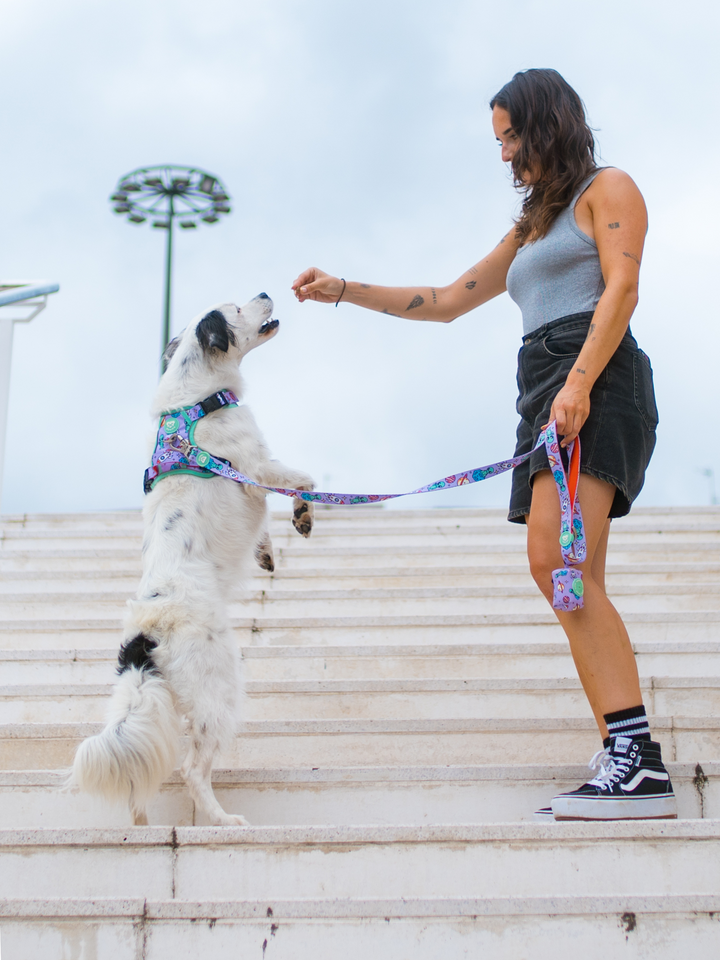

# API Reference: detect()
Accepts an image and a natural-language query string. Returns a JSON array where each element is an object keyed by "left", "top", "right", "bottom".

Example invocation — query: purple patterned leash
[
  {"left": 144, "top": 394, "right": 585, "bottom": 610},
  {"left": 544, "top": 421, "right": 586, "bottom": 611},
  {"left": 146, "top": 405, "right": 548, "bottom": 504}
]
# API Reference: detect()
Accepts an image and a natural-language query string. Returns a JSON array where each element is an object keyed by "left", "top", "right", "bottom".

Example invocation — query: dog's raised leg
[
  {"left": 181, "top": 729, "right": 249, "bottom": 827},
  {"left": 292, "top": 497, "right": 313, "bottom": 538},
  {"left": 254, "top": 529, "right": 275, "bottom": 572}
]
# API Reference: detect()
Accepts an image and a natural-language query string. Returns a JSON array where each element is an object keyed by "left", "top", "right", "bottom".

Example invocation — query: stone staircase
[{"left": 1, "top": 505, "right": 720, "bottom": 957}]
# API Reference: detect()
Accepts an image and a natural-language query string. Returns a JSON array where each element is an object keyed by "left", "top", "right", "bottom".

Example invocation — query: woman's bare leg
[{"left": 526, "top": 471, "right": 641, "bottom": 740}]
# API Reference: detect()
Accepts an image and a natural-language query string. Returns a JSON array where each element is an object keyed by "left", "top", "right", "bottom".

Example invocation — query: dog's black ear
[
  {"left": 196, "top": 310, "right": 237, "bottom": 353},
  {"left": 162, "top": 335, "right": 181, "bottom": 366}
]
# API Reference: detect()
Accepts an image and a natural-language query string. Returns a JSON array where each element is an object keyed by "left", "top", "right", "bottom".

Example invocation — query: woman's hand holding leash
[{"left": 543, "top": 378, "right": 591, "bottom": 448}]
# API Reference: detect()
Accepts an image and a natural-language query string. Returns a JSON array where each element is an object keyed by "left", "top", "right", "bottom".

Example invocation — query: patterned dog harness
[
  {"left": 143, "top": 390, "right": 239, "bottom": 494},
  {"left": 144, "top": 395, "right": 585, "bottom": 610}
]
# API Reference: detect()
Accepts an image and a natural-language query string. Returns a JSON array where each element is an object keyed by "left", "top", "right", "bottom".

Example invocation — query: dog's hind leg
[
  {"left": 254, "top": 528, "right": 275, "bottom": 572},
  {"left": 181, "top": 729, "right": 249, "bottom": 826}
]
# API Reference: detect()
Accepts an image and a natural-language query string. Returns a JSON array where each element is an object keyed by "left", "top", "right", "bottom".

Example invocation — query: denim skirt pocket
[
  {"left": 541, "top": 325, "right": 590, "bottom": 359},
  {"left": 633, "top": 349, "right": 659, "bottom": 431}
]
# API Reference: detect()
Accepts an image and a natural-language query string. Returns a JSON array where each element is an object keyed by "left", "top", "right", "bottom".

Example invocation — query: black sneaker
[{"left": 550, "top": 737, "right": 677, "bottom": 821}]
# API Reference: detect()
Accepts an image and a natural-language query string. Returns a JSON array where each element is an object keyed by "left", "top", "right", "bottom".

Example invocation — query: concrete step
[
  {"left": 1, "top": 762, "right": 716, "bottom": 828},
  {"left": 2, "top": 822, "right": 720, "bottom": 903},
  {"left": 3, "top": 592, "right": 719, "bottom": 624},
  {"left": 2, "top": 504, "right": 719, "bottom": 531},
  {"left": 2, "top": 716, "right": 718, "bottom": 770},
  {"left": 3, "top": 562, "right": 720, "bottom": 590},
  {"left": 5, "top": 580, "right": 720, "bottom": 604},
  {"left": 1, "top": 612, "right": 717, "bottom": 651},
  {"left": 3, "top": 895, "right": 720, "bottom": 959},
  {"left": 5, "top": 641, "right": 720, "bottom": 685},
  {"left": 3, "top": 676, "right": 719, "bottom": 723},
  {"left": 4, "top": 544, "right": 720, "bottom": 579}
]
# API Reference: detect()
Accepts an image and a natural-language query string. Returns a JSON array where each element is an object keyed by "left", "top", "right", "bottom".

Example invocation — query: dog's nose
[{"left": 257, "top": 292, "right": 269, "bottom": 300}]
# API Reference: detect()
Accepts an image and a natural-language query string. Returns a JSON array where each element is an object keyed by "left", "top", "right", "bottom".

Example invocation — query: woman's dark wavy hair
[{"left": 490, "top": 69, "right": 597, "bottom": 244}]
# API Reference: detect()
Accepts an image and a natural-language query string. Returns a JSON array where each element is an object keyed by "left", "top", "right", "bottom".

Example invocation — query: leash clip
[{"left": 164, "top": 433, "right": 193, "bottom": 458}]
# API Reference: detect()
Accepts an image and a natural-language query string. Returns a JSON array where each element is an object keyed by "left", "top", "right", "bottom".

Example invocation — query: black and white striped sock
[{"left": 604, "top": 705, "right": 651, "bottom": 742}]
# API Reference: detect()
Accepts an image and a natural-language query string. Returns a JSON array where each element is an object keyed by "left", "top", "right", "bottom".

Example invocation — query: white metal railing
[{"left": 0, "top": 281, "right": 60, "bottom": 510}]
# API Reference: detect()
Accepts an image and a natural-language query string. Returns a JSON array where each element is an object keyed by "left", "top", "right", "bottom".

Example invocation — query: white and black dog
[{"left": 71, "top": 294, "right": 315, "bottom": 826}]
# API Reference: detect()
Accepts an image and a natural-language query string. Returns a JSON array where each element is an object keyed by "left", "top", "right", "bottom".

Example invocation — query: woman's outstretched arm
[{"left": 291, "top": 229, "right": 520, "bottom": 323}]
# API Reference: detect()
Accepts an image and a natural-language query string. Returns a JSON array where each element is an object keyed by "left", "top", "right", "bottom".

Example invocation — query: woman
[{"left": 291, "top": 68, "right": 674, "bottom": 821}]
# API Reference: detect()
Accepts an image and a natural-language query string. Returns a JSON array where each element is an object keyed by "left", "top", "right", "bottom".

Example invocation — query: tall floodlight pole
[{"left": 109, "top": 165, "right": 232, "bottom": 375}]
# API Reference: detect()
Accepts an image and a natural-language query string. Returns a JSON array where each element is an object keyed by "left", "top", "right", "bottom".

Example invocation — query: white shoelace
[{"left": 586, "top": 747, "right": 633, "bottom": 791}]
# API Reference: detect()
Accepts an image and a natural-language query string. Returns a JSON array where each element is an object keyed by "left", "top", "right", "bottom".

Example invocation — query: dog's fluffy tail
[{"left": 71, "top": 666, "right": 179, "bottom": 810}]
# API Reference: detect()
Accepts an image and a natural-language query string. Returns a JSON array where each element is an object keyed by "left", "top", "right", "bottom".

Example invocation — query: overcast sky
[{"left": 1, "top": 0, "right": 718, "bottom": 516}]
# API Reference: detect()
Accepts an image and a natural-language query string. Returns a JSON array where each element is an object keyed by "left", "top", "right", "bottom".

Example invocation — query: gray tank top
[{"left": 506, "top": 168, "right": 607, "bottom": 335}]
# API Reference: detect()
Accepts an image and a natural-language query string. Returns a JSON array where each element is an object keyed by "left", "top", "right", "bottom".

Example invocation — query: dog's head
[{"left": 163, "top": 294, "right": 279, "bottom": 372}]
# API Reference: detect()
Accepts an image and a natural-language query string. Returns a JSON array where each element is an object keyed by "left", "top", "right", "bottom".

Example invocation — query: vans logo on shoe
[
  {"left": 621, "top": 770, "right": 670, "bottom": 792},
  {"left": 613, "top": 736, "right": 632, "bottom": 755}
]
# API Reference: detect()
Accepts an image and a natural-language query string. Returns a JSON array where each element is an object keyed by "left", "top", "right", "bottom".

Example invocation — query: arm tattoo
[
  {"left": 608, "top": 222, "right": 620, "bottom": 229},
  {"left": 465, "top": 280, "right": 476, "bottom": 290},
  {"left": 468, "top": 266, "right": 478, "bottom": 276},
  {"left": 576, "top": 367, "right": 586, "bottom": 375},
  {"left": 406, "top": 294, "right": 424, "bottom": 311},
  {"left": 623, "top": 251, "right": 641, "bottom": 265},
  {"left": 431, "top": 288, "right": 437, "bottom": 304},
  {"left": 360, "top": 283, "right": 371, "bottom": 288}
]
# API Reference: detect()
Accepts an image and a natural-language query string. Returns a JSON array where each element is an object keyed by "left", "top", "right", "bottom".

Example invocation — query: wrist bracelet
[{"left": 335, "top": 278, "right": 346, "bottom": 307}]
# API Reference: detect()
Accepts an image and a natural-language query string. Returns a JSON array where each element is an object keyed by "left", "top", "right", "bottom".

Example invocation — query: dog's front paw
[
  {"left": 292, "top": 498, "right": 314, "bottom": 538},
  {"left": 254, "top": 540, "right": 275, "bottom": 572}
]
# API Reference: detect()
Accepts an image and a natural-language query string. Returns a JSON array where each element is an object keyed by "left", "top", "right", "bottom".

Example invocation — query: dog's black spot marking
[
  {"left": 164, "top": 509, "right": 184, "bottom": 531},
  {"left": 163, "top": 336, "right": 181, "bottom": 365},
  {"left": 117, "top": 634, "right": 158, "bottom": 675},
  {"left": 196, "top": 310, "right": 237, "bottom": 354}
]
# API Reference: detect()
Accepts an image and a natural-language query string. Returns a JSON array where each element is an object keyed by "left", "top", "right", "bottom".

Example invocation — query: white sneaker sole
[{"left": 551, "top": 794, "right": 677, "bottom": 821}]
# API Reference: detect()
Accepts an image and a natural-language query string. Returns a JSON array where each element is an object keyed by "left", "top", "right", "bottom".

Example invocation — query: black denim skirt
[{"left": 508, "top": 311, "right": 658, "bottom": 524}]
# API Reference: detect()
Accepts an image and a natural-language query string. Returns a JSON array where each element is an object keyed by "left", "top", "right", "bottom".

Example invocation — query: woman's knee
[{"left": 527, "top": 540, "right": 559, "bottom": 600}]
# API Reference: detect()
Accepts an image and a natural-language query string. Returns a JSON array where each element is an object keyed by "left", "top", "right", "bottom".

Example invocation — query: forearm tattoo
[
  {"left": 465, "top": 280, "right": 476, "bottom": 290},
  {"left": 623, "top": 251, "right": 641, "bottom": 265},
  {"left": 431, "top": 288, "right": 437, "bottom": 304},
  {"left": 406, "top": 294, "right": 424, "bottom": 310}
]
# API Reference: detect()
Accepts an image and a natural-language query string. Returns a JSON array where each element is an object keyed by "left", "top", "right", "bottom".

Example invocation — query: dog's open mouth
[{"left": 259, "top": 318, "right": 280, "bottom": 336}]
